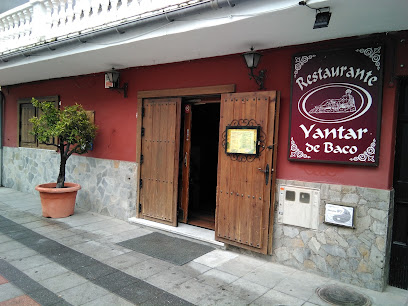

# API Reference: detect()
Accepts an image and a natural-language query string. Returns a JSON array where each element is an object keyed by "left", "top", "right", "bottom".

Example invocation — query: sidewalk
[{"left": 0, "top": 187, "right": 407, "bottom": 306}]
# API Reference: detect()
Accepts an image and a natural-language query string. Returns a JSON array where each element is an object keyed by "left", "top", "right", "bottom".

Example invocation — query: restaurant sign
[{"left": 288, "top": 45, "right": 383, "bottom": 165}]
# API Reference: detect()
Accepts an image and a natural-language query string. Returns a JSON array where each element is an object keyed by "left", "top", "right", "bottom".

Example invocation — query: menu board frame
[{"left": 225, "top": 126, "right": 260, "bottom": 156}]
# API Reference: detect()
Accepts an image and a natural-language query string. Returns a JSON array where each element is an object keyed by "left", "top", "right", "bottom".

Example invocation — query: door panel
[
  {"left": 140, "top": 98, "right": 181, "bottom": 226},
  {"left": 215, "top": 91, "right": 279, "bottom": 254},
  {"left": 180, "top": 104, "right": 192, "bottom": 223}
]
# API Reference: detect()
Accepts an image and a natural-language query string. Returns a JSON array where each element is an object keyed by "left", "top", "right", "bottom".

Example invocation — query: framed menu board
[{"left": 226, "top": 126, "right": 260, "bottom": 155}]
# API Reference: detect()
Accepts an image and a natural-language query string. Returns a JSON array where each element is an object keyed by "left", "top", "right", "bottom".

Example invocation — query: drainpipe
[
  {"left": 0, "top": 0, "right": 246, "bottom": 63},
  {"left": 0, "top": 89, "right": 3, "bottom": 186}
]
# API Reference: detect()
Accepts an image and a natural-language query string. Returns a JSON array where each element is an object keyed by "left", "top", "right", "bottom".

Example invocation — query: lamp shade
[
  {"left": 105, "top": 68, "right": 120, "bottom": 88},
  {"left": 243, "top": 50, "right": 262, "bottom": 69},
  {"left": 313, "top": 11, "right": 331, "bottom": 29}
]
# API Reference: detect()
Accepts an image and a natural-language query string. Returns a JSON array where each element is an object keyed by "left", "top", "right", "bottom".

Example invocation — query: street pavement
[{"left": 0, "top": 187, "right": 407, "bottom": 306}]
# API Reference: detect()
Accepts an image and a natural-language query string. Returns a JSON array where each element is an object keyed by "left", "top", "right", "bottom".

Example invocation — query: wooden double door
[{"left": 138, "top": 91, "right": 280, "bottom": 254}]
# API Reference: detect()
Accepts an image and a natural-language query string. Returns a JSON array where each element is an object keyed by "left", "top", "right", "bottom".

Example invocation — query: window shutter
[
  {"left": 19, "top": 103, "right": 36, "bottom": 147},
  {"left": 18, "top": 95, "right": 59, "bottom": 149}
]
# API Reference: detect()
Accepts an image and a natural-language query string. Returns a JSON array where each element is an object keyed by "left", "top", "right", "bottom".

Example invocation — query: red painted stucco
[{"left": 2, "top": 33, "right": 403, "bottom": 190}]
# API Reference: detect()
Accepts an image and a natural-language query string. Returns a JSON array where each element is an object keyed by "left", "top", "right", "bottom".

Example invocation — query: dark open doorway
[
  {"left": 389, "top": 78, "right": 408, "bottom": 290},
  {"left": 179, "top": 100, "right": 220, "bottom": 230}
]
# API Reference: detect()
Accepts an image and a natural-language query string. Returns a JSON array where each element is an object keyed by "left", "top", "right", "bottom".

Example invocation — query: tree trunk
[{"left": 57, "top": 151, "right": 67, "bottom": 188}]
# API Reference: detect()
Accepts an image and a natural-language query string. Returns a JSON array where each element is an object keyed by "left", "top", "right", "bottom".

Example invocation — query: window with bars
[{"left": 18, "top": 96, "right": 59, "bottom": 149}]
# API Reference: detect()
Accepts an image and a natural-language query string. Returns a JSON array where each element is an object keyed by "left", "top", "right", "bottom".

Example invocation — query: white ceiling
[{"left": 0, "top": 0, "right": 407, "bottom": 86}]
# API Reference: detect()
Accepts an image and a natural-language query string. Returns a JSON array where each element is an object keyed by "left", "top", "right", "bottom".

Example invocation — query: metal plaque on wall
[{"left": 288, "top": 45, "right": 383, "bottom": 165}]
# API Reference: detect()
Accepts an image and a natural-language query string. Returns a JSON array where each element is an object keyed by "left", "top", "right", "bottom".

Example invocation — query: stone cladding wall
[
  {"left": 2, "top": 147, "right": 137, "bottom": 220},
  {"left": 273, "top": 179, "right": 394, "bottom": 291}
]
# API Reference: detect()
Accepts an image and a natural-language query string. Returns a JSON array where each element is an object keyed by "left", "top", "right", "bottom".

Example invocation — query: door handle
[
  {"left": 184, "top": 152, "right": 188, "bottom": 167},
  {"left": 258, "top": 164, "right": 269, "bottom": 186}
]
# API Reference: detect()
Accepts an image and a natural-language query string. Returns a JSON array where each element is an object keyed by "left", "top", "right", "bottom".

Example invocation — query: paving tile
[
  {"left": 101, "top": 252, "right": 150, "bottom": 270},
  {"left": 67, "top": 220, "right": 114, "bottom": 232},
  {"left": 71, "top": 241, "right": 126, "bottom": 261},
  {"left": 46, "top": 249, "right": 98, "bottom": 270},
  {"left": 33, "top": 225, "right": 69, "bottom": 235},
  {"left": 93, "top": 270, "right": 139, "bottom": 292},
  {"left": 75, "top": 231, "right": 106, "bottom": 241},
  {"left": 0, "top": 234, "right": 12, "bottom": 244},
  {"left": 97, "top": 228, "right": 152, "bottom": 244},
  {"left": 145, "top": 269, "right": 193, "bottom": 291},
  {"left": 9, "top": 254, "right": 53, "bottom": 271},
  {"left": 114, "top": 280, "right": 167, "bottom": 305},
  {"left": 6, "top": 229, "right": 44, "bottom": 242},
  {"left": 23, "top": 262, "right": 70, "bottom": 282},
  {"left": 81, "top": 293, "right": 134, "bottom": 306},
  {"left": 0, "top": 283, "right": 24, "bottom": 302},
  {"left": 96, "top": 223, "right": 139, "bottom": 235},
  {"left": 241, "top": 264, "right": 288, "bottom": 289},
  {"left": 273, "top": 276, "right": 321, "bottom": 301},
  {"left": 291, "top": 270, "right": 332, "bottom": 284},
  {"left": 193, "top": 249, "right": 239, "bottom": 268},
  {"left": 0, "top": 220, "right": 15, "bottom": 229},
  {"left": 195, "top": 268, "right": 239, "bottom": 288},
  {"left": 250, "top": 288, "right": 306, "bottom": 306},
  {"left": 166, "top": 278, "right": 220, "bottom": 305},
  {"left": 122, "top": 258, "right": 172, "bottom": 280},
  {"left": 23, "top": 238, "right": 66, "bottom": 254},
  {"left": 0, "top": 275, "right": 8, "bottom": 284},
  {"left": 173, "top": 261, "right": 212, "bottom": 277},
  {"left": 58, "top": 281, "right": 112, "bottom": 305},
  {"left": 8, "top": 215, "right": 42, "bottom": 225},
  {"left": 141, "top": 291, "right": 194, "bottom": 306},
  {"left": 28, "top": 288, "right": 70, "bottom": 306},
  {"left": 261, "top": 261, "right": 298, "bottom": 275},
  {"left": 197, "top": 289, "right": 248, "bottom": 306},
  {"left": 38, "top": 272, "right": 88, "bottom": 293},
  {"left": 23, "top": 221, "right": 56, "bottom": 230},
  {"left": 0, "top": 260, "right": 28, "bottom": 282},
  {"left": 55, "top": 234, "right": 91, "bottom": 247},
  {"left": 0, "top": 224, "right": 27, "bottom": 235},
  {"left": 8, "top": 274, "right": 45, "bottom": 294},
  {"left": 222, "top": 278, "right": 269, "bottom": 303},
  {"left": 41, "top": 229, "right": 78, "bottom": 240},
  {"left": 215, "top": 255, "right": 266, "bottom": 277},
  {"left": 0, "top": 294, "right": 41, "bottom": 306},
  {"left": 58, "top": 215, "right": 110, "bottom": 228},
  {"left": 74, "top": 262, "right": 118, "bottom": 281},
  {"left": 0, "top": 240, "right": 26, "bottom": 253}
]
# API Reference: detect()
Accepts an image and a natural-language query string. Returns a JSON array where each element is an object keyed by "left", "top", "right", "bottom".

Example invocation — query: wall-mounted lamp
[
  {"left": 242, "top": 47, "right": 266, "bottom": 90},
  {"left": 105, "top": 68, "right": 128, "bottom": 98},
  {"left": 299, "top": 1, "right": 331, "bottom": 29}
]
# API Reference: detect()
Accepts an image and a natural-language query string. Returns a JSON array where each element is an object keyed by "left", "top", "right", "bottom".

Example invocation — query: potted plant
[{"left": 30, "top": 98, "right": 97, "bottom": 218}]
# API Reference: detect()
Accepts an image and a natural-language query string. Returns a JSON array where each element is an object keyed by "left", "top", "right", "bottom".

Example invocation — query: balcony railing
[{"left": 0, "top": 0, "right": 206, "bottom": 54}]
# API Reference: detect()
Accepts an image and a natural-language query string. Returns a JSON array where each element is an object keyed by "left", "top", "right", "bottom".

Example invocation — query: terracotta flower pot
[{"left": 35, "top": 182, "right": 81, "bottom": 218}]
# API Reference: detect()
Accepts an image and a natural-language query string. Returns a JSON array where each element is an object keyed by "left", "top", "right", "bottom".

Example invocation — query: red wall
[{"left": 2, "top": 34, "right": 401, "bottom": 190}]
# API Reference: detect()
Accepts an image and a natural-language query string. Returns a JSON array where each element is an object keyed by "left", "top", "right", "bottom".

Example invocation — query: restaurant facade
[{"left": 1, "top": 0, "right": 408, "bottom": 293}]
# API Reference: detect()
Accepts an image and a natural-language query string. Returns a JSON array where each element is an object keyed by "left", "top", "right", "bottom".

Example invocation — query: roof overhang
[{"left": 0, "top": 0, "right": 407, "bottom": 86}]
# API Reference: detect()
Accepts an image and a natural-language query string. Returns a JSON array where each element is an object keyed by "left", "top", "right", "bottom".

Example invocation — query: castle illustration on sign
[{"left": 309, "top": 89, "right": 356, "bottom": 114}]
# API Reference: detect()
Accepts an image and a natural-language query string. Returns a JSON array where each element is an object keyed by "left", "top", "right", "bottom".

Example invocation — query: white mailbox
[{"left": 277, "top": 185, "right": 320, "bottom": 230}]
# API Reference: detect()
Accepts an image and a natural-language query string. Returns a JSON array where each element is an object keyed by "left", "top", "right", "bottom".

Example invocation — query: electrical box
[{"left": 277, "top": 185, "right": 320, "bottom": 230}]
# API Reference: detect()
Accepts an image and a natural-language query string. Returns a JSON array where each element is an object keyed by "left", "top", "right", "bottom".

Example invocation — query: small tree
[{"left": 30, "top": 99, "right": 97, "bottom": 188}]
